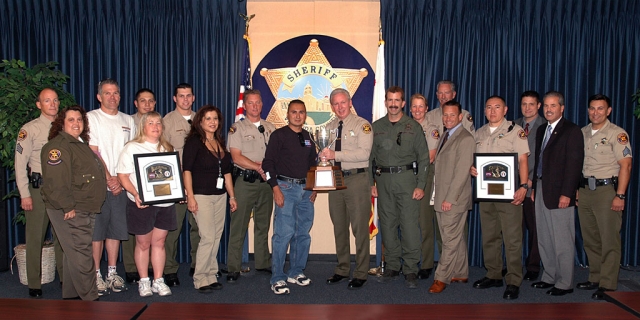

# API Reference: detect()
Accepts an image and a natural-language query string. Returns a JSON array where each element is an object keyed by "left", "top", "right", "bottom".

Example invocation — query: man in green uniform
[
  {"left": 162, "top": 83, "right": 200, "bottom": 285},
  {"left": 369, "top": 86, "right": 429, "bottom": 289},
  {"left": 14, "top": 88, "right": 64, "bottom": 298},
  {"left": 472, "top": 96, "right": 529, "bottom": 300},
  {"left": 322, "top": 88, "right": 373, "bottom": 289},
  {"left": 226, "top": 89, "right": 276, "bottom": 282},
  {"left": 576, "top": 94, "right": 632, "bottom": 300}
]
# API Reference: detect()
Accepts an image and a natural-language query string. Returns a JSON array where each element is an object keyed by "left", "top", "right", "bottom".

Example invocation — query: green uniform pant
[
  {"left": 26, "top": 185, "right": 63, "bottom": 289},
  {"left": 47, "top": 208, "right": 98, "bottom": 300},
  {"left": 329, "top": 172, "right": 371, "bottom": 280},
  {"left": 227, "top": 179, "right": 273, "bottom": 272},
  {"left": 376, "top": 170, "right": 420, "bottom": 275},
  {"left": 479, "top": 202, "right": 523, "bottom": 286},
  {"left": 164, "top": 203, "right": 199, "bottom": 273},
  {"left": 578, "top": 185, "right": 622, "bottom": 290},
  {"left": 419, "top": 163, "right": 436, "bottom": 269}
]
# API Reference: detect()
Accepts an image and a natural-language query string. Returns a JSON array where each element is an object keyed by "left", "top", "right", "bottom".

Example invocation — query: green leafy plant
[
  {"left": 633, "top": 88, "right": 640, "bottom": 120},
  {"left": 0, "top": 59, "right": 76, "bottom": 224}
]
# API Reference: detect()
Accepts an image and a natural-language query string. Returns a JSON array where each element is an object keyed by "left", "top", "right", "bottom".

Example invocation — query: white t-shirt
[
  {"left": 87, "top": 108, "right": 136, "bottom": 176},
  {"left": 117, "top": 141, "right": 172, "bottom": 207}
]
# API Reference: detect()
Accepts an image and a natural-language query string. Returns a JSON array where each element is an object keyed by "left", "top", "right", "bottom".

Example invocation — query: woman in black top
[{"left": 183, "top": 105, "right": 237, "bottom": 293}]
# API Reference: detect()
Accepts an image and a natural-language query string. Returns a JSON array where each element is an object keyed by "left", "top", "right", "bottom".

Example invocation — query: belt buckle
[{"left": 394, "top": 166, "right": 402, "bottom": 174}]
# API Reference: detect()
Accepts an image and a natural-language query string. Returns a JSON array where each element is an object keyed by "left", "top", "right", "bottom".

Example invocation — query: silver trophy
[{"left": 311, "top": 127, "right": 338, "bottom": 167}]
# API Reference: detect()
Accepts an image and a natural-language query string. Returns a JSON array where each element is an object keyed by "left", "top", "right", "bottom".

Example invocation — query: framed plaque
[
  {"left": 474, "top": 153, "right": 519, "bottom": 202},
  {"left": 133, "top": 152, "right": 186, "bottom": 205}
]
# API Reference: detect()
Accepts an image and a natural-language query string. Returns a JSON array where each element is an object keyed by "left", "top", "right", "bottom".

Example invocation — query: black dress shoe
[
  {"left": 198, "top": 285, "right": 214, "bottom": 293},
  {"left": 531, "top": 281, "right": 554, "bottom": 289},
  {"left": 348, "top": 278, "right": 366, "bottom": 289},
  {"left": 417, "top": 268, "right": 433, "bottom": 280},
  {"left": 576, "top": 281, "right": 599, "bottom": 290},
  {"left": 547, "top": 287, "right": 574, "bottom": 296},
  {"left": 210, "top": 282, "right": 223, "bottom": 290},
  {"left": 326, "top": 274, "right": 348, "bottom": 285},
  {"left": 256, "top": 268, "right": 272, "bottom": 274},
  {"left": 503, "top": 285, "right": 520, "bottom": 300},
  {"left": 28, "top": 289, "right": 42, "bottom": 298},
  {"left": 592, "top": 287, "right": 613, "bottom": 300},
  {"left": 216, "top": 271, "right": 222, "bottom": 278},
  {"left": 473, "top": 277, "right": 503, "bottom": 289},
  {"left": 126, "top": 272, "right": 140, "bottom": 283},
  {"left": 164, "top": 273, "right": 180, "bottom": 287},
  {"left": 189, "top": 267, "right": 195, "bottom": 277},
  {"left": 523, "top": 271, "right": 539, "bottom": 281},
  {"left": 227, "top": 272, "right": 240, "bottom": 283}
]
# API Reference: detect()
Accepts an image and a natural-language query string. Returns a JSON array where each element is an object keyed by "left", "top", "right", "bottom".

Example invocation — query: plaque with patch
[
  {"left": 362, "top": 123, "right": 372, "bottom": 134},
  {"left": 134, "top": 152, "right": 185, "bottom": 205},
  {"left": 474, "top": 153, "right": 518, "bottom": 202}
]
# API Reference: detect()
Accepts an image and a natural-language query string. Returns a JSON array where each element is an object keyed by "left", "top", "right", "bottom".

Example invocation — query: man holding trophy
[{"left": 321, "top": 88, "right": 373, "bottom": 290}]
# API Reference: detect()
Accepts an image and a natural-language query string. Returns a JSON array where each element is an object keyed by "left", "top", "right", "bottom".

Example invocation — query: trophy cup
[{"left": 304, "top": 127, "right": 347, "bottom": 191}]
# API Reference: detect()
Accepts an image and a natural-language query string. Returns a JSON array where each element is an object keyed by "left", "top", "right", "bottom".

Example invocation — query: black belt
[
  {"left": 378, "top": 164, "right": 413, "bottom": 174},
  {"left": 581, "top": 177, "right": 617, "bottom": 188},
  {"left": 233, "top": 166, "right": 265, "bottom": 183},
  {"left": 277, "top": 176, "right": 306, "bottom": 184},
  {"left": 342, "top": 168, "right": 367, "bottom": 177}
]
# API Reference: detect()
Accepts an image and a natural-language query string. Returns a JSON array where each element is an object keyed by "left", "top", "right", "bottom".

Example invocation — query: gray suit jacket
[
  {"left": 515, "top": 115, "right": 546, "bottom": 181},
  {"left": 433, "top": 126, "right": 475, "bottom": 212}
]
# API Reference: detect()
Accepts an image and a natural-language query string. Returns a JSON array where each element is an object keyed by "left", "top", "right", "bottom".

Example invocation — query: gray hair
[{"left": 329, "top": 88, "right": 351, "bottom": 103}]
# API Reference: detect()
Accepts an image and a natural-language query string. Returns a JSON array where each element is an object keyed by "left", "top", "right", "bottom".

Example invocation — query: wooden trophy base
[{"left": 304, "top": 165, "right": 347, "bottom": 191}]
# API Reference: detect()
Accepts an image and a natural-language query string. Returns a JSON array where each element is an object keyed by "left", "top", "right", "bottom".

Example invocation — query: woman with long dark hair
[{"left": 183, "top": 105, "right": 237, "bottom": 293}]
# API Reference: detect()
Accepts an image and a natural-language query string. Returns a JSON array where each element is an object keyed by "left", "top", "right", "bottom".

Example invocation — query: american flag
[{"left": 235, "top": 34, "right": 252, "bottom": 122}]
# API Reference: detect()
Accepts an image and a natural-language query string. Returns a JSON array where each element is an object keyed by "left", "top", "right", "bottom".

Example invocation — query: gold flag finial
[
  {"left": 239, "top": 13, "right": 255, "bottom": 37},
  {"left": 378, "top": 18, "right": 384, "bottom": 45}
]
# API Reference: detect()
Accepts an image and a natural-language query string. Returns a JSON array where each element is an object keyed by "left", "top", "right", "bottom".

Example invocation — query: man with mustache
[{"left": 369, "top": 86, "right": 429, "bottom": 289}]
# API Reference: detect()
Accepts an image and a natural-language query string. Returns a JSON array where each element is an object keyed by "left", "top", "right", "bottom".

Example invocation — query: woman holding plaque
[
  {"left": 117, "top": 111, "right": 177, "bottom": 297},
  {"left": 41, "top": 105, "right": 106, "bottom": 301},
  {"left": 183, "top": 105, "right": 237, "bottom": 293}
]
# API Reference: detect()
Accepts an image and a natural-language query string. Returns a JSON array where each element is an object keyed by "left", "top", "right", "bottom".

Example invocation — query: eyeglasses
[
  {"left": 297, "top": 132, "right": 305, "bottom": 147},
  {"left": 396, "top": 132, "right": 403, "bottom": 146}
]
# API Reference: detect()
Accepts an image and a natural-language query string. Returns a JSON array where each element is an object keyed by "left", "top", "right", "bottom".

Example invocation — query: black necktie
[
  {"left": 438, "top": 131, "right": 449, "bottom": 154},
  {"left": 335, "top": 121, "right": 343, "bottom": 168}
]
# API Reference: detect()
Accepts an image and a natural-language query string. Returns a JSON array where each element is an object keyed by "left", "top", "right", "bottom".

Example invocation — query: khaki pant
[
  {"left": 434, "top": 209, "right": 468, "bottom": 284},
  {"left": 479, "top": 202, "right": 523, "bottom": 286},
  {"left": 192, "top": 194, "right": 226, "bottom": 289}
]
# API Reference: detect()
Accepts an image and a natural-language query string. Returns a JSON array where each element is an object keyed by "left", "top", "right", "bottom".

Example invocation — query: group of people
[{"left": 15, "top": 78, "right": 631, "bottom": 301}]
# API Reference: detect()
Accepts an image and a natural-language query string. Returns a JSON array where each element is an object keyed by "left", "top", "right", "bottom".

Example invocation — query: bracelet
[{"left": 229, "top": 197, "right": 236, "bottom": 200}]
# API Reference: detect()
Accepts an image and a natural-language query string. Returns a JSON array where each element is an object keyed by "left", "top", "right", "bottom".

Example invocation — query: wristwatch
[
  {"left": 519, "top": 183, "right": 529, "bottom": 190},
  {"left": 615, "top": 194, "right": 626, "bottom": 200}
]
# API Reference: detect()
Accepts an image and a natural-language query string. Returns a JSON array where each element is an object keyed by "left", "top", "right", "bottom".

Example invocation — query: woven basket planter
[{"left": 11, "top": 243, "right": 56, "bottom": 285}]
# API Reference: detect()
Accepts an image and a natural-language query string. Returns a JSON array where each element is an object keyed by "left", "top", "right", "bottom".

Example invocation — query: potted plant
[{"left": 0, "top": 59, "right": 76, "bottom": 224}]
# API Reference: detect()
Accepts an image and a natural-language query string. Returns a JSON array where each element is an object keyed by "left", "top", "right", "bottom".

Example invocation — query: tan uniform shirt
[
  {"left": 227, "top": 118, "right": 276, "bottom": 167},
  {"left": 582, "top": 119, "right": 632, "bottom": 178},
  {"left": 163, "top": 110, "right": 195, "bottom": 161},
  {"left": 325, "top": 113, "right": 373, "bottom": 170},
  {"left": 425, "top": 107, "right": 475, "bottom": 151},
  {"left": 475, "top": 119, "right": 529, "bottom": 156},
  {"left": 14, "top": 114, "right": 52, "bottom": 198}
]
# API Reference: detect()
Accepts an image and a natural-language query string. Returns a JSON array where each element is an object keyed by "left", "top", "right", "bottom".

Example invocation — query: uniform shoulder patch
[
  {"left": 467, "top": 114, "right": 473, "bottom": 122},
  {"left": 517, "top": 129, "right": 527, "bottom": 140},
  {"left": 405, "top": 123, "right": 412, "bottom": 131},
  {"left": 229, "top": 125, "right": 236, "bottom": 134},
  {"left": 18, "top": 129, "right": 27, "bottom": 141},
  {"left": 47, "top": 149, "right": 62, "bottom": 166},
  {"left": 431, "top": 129, "right": 440, "bottom": 139},
  {"left": 16, "top": 143, "right": 23, "bottom": 154},
  {"left": 617, "top": 132, "right": 629, "bottom": 145},
  {"left": 362, "top": 123, "right": 372, "bottom": 134}
]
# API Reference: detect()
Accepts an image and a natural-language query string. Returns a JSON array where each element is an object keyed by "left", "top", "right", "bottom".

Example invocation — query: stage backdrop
[
  {"left": 1, "top": 0, "right": 247, "bottom": 264},
  {"left": 381, "top": 0, "right": 640, "bottom": 267}
]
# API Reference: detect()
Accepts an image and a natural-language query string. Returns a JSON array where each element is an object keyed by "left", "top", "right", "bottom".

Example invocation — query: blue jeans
[{"left": 270, "top": 180, "right": 315, "bottom": 284}]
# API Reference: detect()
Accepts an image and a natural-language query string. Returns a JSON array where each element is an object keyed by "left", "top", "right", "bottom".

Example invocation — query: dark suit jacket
[
  {"left": 515, "top": 115, "right": 546, "bottom": 181},
  {"left": 433, "top": 126, "right": 475, "bottom": 212},
  {"left": 532, "top": 117, "right": 584, "bottom": 209}
]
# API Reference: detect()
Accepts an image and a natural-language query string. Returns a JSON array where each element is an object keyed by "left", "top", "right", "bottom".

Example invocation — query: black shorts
[{"left": 126, "top": 200, "right": 177, "bottom": 235}]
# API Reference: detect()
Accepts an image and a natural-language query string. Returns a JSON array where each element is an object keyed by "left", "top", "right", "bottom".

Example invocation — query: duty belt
[
  {"left": 377, "top": 164, "right": 413, "bottom": 174},
  {"left": 277, "top": 176, "right": 306, "bottom": 184},
  {"left": 233, "top": 166, "right": 265, "bottom": 183},
  {"left": 342, "top": 168, "right": 367, "bottom": 177},
  {"left": 581, "top": 177, "right": 617, "bottom": 188}
]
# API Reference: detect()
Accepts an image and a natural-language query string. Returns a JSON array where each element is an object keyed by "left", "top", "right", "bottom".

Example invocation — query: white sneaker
[
  {"left": 106, "top": 273, "right": 128, "bottom": 292},
  {"left": 271, "top": 280, "right": 290, "bottom": 295},
  {"left": 287, "top": 274, "right": 312, "bottom": 286},
  {"left": 96, "top": 275, "right": 109, "bottom": 296},
  {"left": 152, "top": 278, "right": 172, "bottom": 296},
  {"left": 138, "top": 279, "right": 152, "bottom": 297}
]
